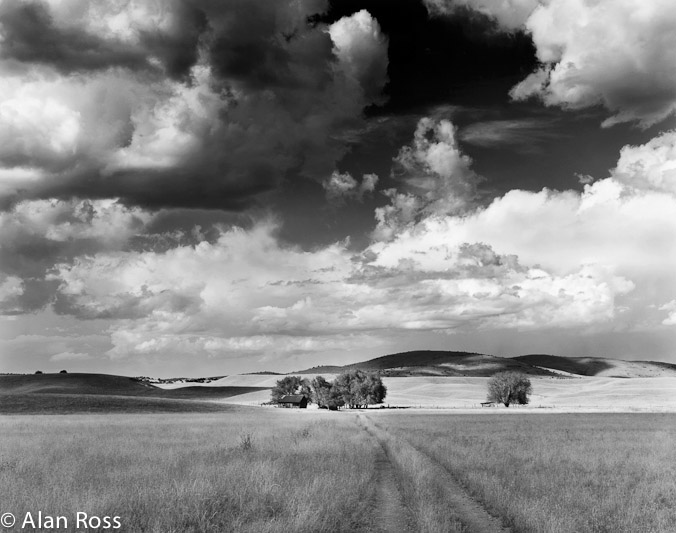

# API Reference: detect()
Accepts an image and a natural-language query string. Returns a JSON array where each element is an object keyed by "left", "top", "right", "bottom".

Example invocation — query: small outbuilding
[{"left": 278, "top": 394, "right": 308, "bottom": 408}]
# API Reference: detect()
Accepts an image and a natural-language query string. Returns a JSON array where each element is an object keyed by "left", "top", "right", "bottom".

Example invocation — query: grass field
[
  {"left": 0, "top": 409, "right": 377, "bottom": 532},
  {"left": 373, "top": 412, "right": 676, "bottom": 532},
  {"left": 2, "top": 409, "right": 675, "bottom": 532}
]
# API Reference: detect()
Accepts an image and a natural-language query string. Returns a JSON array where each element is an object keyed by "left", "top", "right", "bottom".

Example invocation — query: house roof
[{"left": 279, "top": 394, "right": 307, "bottom": 403}]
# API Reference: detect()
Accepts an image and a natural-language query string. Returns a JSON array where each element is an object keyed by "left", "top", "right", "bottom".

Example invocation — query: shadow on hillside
[{"left": 514, "top": 355, "right": 613, "bottom": 376}]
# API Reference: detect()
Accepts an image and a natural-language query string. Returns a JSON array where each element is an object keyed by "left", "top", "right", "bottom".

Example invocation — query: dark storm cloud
[
  {"left": 0, "top": 2, "right": 149, "bottom": 73},
  {"left": 0, "top": 0, "right": 208, "bottom": 79},
  {"left": 203, "top": 0, "right": 333, "bottom": 90},
  {"left": 139, "top": 2, "right": 208, "bottom": 80},
  {"left": 0, "top": 0, "right": 392, "bottom": 213},
  {"left": 321, "top": 0, "right": 537, "bottom": 114}
]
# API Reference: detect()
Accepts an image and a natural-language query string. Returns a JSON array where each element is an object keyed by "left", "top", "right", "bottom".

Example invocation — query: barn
[{"left": 278, "top": 394, "right": 308, "bottom": 408}]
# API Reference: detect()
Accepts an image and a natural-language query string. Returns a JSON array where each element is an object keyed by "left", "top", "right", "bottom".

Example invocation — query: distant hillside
[
  {"left": 0, "top": 373, "right": 159, "bottom": 396},
  {"left": 297, "top": 350, "right": 557, "bottom": 377},
  {"left": 513, "top": 354, "right": 676, "bottom": 378},
  {"left": 297, "top": 365, "right": 344, "bottom": 374},
  {"left": 0, "top": 373, "right": 270, "bottom": 413},
  {"left": 0, "top": 394, "right": 239, "bottom": 415}
]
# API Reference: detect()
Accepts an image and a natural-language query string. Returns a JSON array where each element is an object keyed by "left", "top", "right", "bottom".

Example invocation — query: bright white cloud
[
  {"left": 612, "top": 131, "right": 676, "bottom": 195},
  {"left": 47, "top": 210, "right": 644, "bottom": 361},
  {"left": 509, "top": 0, "right": 676, "bottom": 127},
  {"left": 4, "top": 114, "right": 676, "bottom": 367},
  {"left": 433, "top": 0, "right": 676, "bottom": 127},
  {"left": 0, "top": 198, "right": 154, "bottom": 312},
  {"left": 375, "top": 117, "right": 480, "bottom": 240},
  {"left": 0, "top": 94, "right": 80, "bottom": 166},
  {"left": 660, "top": 301, "right": 676, "bottom": 326},
  {"left": 329, "top": 9, "right": 389, "bottom": 102},
  {"left": 324, "top": 171, "right": 379, "bottom": 202}
]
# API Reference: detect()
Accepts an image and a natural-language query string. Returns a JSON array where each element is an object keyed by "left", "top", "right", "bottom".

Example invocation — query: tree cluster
[
  {"left": 270, "top": 370, "right": 386, "bottom": 409},
  {"left": 486, "top": 371, "right": 532, "bottom": 407},
  {"left": 270, "top": 375, "right": 312, "bottom": 404}
]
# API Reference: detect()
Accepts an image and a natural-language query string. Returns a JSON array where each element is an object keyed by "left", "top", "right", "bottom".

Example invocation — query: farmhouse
[{"left": 278, "top": 394, "right": 308, "bottom": 408}]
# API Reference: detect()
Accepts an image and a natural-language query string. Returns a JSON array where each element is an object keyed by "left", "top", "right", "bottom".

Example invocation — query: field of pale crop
[{"left": 2, "top": 409, "right": 676, "bottom": 532}]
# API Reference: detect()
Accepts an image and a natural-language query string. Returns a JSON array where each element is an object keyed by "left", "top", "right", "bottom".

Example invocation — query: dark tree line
[{"left": 270, "top": 370, "right": 386, "bottom": 409}]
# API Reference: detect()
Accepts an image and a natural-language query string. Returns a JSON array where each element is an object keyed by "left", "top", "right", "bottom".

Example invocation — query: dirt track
[
  {"left": 359, "top": 414, "right": 509, "bottom": 533},
  {"left": 372, "top": 442, "right": 413, "bottom": 532}
]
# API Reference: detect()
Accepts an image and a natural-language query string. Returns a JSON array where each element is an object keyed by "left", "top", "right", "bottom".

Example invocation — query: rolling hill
[
  {"left": 297, "top": 350, "right": 558, "bottom": 377},
  {"left": 514, "top": 354, "right": 676, "bottom": 378},
  {"left": 6, "top": 351, "right": 676, "bottom": 413},
  {"left": 0, "top": 373, "right": 269, "bottom": 413}
]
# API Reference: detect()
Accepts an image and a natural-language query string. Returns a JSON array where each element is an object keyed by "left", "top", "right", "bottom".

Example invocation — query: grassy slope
[
  {"left": 0, "top": 373, "right": 270, "bottom": 414},
  {"left": 514, "top": 354, "right": 676, "bottom": 377},
  {"left": 0, "top": 394, "right": 238, "bottom": 415},
  {"left": 297, "top": 350, "right": 556, "bottom": 377}
]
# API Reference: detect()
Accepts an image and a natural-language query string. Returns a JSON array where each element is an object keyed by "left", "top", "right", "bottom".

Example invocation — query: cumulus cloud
[
  {"left": 510, "top": 0, "right": 676, "bottom": 127},
  {"left": 374, "top": 117, "right": 481, "bottom": 240},
  {"left": 431, "top": 0, "right": 676, "bottom": 127},
  {"left": 660, "top": 301, "right": 676, "bottom": 326},
  {"left": 323, "top": 171, "right": 378, "bottom": 202},
  {"left": 612, "top": 131, "right": 676, "bottom": 195},
  {"left": 328, "top": 9, "right": 389, "bottom": 103},
  {"left": 0, "top": 198, "right": 154, "bottom": 312},
  {"left": 0, "top": 1, "right": 151, "bottom": 73},
  {"left": 0, "top": 1, "right": 389, "bottom": 210},
  {"left": 43, "top": 207, "right": 646, "bottom": 361}
]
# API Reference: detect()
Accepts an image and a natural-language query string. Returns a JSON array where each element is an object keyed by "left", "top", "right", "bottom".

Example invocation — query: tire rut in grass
[
  {"left": 362, "top": 415, "right": 510, "bottom": 533},
  {"left": 358, "top": 415, "right": 413, "bottom": 532}
]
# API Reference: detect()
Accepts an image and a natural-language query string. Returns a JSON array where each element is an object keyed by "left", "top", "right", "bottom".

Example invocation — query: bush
[
  {"left": 59, "top": 370, "right": 68, "bottom": 374},
  {"left": 487, "top": 371, "right": 532, "bottom": 407}
]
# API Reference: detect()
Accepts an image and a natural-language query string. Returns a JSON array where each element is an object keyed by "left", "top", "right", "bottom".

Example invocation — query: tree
[
  {"left": 327, "top": 383, "right": 345, "bottom": 409},
  {"left": 487, "top": 371, "right": 532, "bottom": 407},
  {"left": 270, "top": 376, "right": 312, "bottom": 404},
  {"left": 333, "top": 370, "right": 387, "bottom": 409},
  {"left": 310, "top": 376, "right": 332, "bottom": 408}
]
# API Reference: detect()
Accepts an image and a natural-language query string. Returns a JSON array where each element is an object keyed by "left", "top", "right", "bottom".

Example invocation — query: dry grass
[
  {"left": 375, "top": 412, "right": 676, "bottom": 532},
  {"left": 4, "top": 409, "right": 676, "bottom": 532},
  {"left": 358, "top": 415, "right": 465, "bottom": 532},
  {"left": 0, "top": 410, "right": 377, "bottom": 532}
]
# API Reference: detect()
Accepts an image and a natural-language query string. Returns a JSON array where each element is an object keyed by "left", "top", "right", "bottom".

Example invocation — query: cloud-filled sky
[{"left": 1, "top": 0, "right": 675, "bottom": 376}]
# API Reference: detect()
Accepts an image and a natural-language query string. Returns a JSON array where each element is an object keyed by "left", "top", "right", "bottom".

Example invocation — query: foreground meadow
[
  {"left": 0, "top": 409, "right": 376, "bottom": 533},
  {"left": 3, "top": 409, "right": 676, "bottom": 532},
  {"left": 374, "top": 412, "right": 676, "bottom": 532}
]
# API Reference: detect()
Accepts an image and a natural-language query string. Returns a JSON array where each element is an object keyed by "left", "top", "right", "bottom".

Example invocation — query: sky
[{"left": 1, "top": 0, "right": 675, "bottom": 377}]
